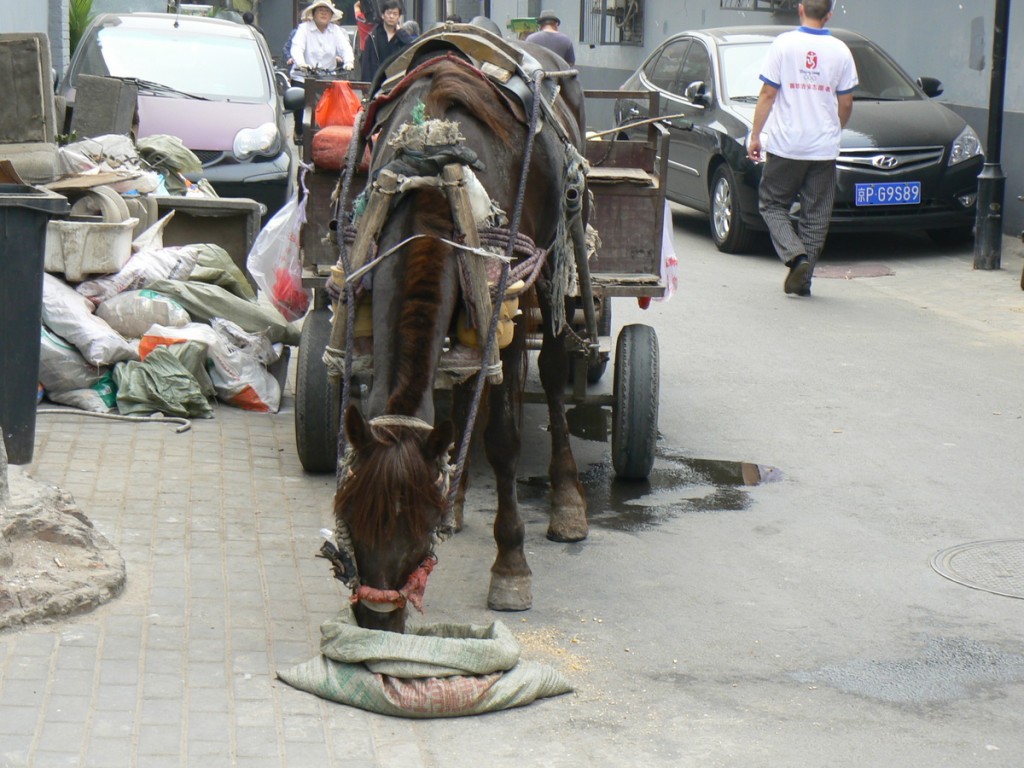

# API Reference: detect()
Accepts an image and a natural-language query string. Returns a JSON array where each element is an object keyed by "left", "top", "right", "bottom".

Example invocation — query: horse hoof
[
  {"left": 488, "top": 574, "right": 532, "bottom": 611},
  {"left": 547, "top": 512, "right": 588, "bottom": 543}
]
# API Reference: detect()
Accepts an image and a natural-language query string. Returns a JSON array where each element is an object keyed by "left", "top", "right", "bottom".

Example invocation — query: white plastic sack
[
  {"left": 41, "top": 274, "right": 138, "bottom": 366},
  {"left": 131, "top": 212, "right": 175, "bottom": 254},
  {"left": 58, "top": 134, "right": 140, "bottom": 176},
  {"left": 46, "top": 371, "right": 117, "bottom": 413},
  {"left": 246, "top": 171, "right": 310, "bottom": 322},
  {"left": 76, "top": 245, "right": 201, "bottom": 306},
  {"left": 97, "top": 289, "right": 190, "bottom": 339},
  {"left": 48, "top": 387, "right": 115, "bottom": 413},
  {"left": 206, "top": 318, "right": 281, "bottom": 413},
  {"left": 38, "top": 326, "right": 107, "bottom": 394}
]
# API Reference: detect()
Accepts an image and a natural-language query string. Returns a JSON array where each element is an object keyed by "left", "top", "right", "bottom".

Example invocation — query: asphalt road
[{"left": 417, "top": 209, "right": 1024, "bottom": 766}]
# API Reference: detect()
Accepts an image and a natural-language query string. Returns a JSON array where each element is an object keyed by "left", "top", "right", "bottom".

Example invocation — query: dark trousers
[{"left": 758, "top": 153, "right": 837, "bottom": 265}]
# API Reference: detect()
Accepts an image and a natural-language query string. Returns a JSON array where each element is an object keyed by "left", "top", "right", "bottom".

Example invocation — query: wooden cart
[{"left": 293, "top": 86, "right": 670, "bottom": 480}]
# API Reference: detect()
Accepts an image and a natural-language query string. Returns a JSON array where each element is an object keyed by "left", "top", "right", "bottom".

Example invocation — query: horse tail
[{"left": 423, "top": 61, "right": 513, "bottom": 145}]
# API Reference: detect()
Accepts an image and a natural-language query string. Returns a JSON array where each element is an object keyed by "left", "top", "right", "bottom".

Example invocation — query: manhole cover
[
  {"left": 814, "top": 262, "right": 895, "bottom": 279},
  {"left": 930, "top": 539, "right": 1024, "bottom": 599}
]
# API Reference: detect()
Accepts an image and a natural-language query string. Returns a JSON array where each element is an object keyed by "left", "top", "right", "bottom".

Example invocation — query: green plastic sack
[
  {"left": 146, "top": 279, "right": 300, "bottom": 346},
  {"left": 189, "top": 244, "right": 257, "bottom": 302},
  {"left": 113, "top": 346, "right": 214, "bottom": 418},
  {"left": 276, "top": 606, "right": 572, "bottom": 718}
]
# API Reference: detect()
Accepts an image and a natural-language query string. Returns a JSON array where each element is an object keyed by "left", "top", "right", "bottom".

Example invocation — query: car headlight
[
  {"left": 948, "top": 125, "right": 983, "bottom": 166},
  {"left": 233, "top": 122, "right": 281, "bottom": 161}
]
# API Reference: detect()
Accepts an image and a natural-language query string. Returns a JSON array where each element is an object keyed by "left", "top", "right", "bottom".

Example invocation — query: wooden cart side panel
[{"left": 584, "top": 119, "right": 670, "bottom": 282}]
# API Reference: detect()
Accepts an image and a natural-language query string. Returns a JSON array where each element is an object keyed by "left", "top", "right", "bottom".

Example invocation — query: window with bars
[
  {"left": 584, "top": 0, "right": 643, "bottom": 46},
  {"left": 719, "top": 0, "right": 797, "bottom": 12}
]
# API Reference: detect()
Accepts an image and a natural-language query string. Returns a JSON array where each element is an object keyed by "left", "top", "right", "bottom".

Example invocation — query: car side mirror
[
  {"left": 275, "top": 70, "right": 290, "bottom": 94},
  {"left": 284, "top": 86, "right": 305, "bottom": 112},
  {"left": 683, "top": 80, "right": 708, "bottom": 105},
  {"left": 917, "top": 76, "right": 943, "bottom": 97}
]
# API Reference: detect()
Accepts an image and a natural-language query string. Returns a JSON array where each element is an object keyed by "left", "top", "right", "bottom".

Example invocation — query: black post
[{"left": 974, "top": 0, "right": 1010, "bottom": 270}]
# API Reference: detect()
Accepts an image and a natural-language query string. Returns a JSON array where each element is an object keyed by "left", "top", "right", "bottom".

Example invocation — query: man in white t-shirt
[{"left": 747, "top": 0, "right": 857, "bottom": 297}]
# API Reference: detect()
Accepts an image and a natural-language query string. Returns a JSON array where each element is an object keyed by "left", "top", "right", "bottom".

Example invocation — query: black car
[{"left": 615, "top": 26, "right": 985, "bottom": 253}]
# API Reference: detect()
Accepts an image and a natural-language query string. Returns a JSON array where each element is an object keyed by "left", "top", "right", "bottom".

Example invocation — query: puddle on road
[{"left": 519, "top": 447, "right": 783, "bottom": 533}]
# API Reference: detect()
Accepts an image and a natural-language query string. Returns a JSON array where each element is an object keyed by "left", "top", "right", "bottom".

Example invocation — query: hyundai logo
[{"left": 872, "top": 154, "right": 900, "bottom": 169}]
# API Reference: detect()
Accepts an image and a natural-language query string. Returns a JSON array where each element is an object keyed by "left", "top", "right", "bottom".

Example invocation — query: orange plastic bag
[
  {"left": 311, "top": 125, "right": 372, "bottom": 172},
  {"left": 315, "top": 81, "right": 362, "bottom": 128}
]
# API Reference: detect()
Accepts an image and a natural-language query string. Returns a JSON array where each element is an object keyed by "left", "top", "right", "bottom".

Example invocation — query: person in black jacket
[{"left": 359, "top": 0, "right": 412, "bottom": 82}]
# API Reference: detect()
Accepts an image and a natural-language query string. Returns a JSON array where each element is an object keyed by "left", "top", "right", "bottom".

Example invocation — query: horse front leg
[
  {"left": 538, "top": 316, "right": 588, "bottom": 543},
  {"left": 484, "top": 348, "right": 532, "bottom": 611}
]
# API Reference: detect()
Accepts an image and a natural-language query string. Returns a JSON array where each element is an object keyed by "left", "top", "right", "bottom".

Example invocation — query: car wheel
[{"left": 710, "top": 164, "right": 755, "bottom": 254}]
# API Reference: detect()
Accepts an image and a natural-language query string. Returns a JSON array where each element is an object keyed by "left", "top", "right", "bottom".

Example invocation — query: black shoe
[{"left": 784, "top": 256, "right": 811, "bottom": 295}]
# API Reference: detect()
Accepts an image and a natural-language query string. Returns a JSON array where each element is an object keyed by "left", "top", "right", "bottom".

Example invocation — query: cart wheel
[
  {"left": 295, "top": 307, "right": 341, "bottom": 473},
  {"left": 586, "top": 297, "right": 612, "bottom": 384},
  {"left": 612, "top": 324, "right": 659, "bottom": 480},
  {"left": 710, "top": 164, "right": 755, "bottom": 254}
]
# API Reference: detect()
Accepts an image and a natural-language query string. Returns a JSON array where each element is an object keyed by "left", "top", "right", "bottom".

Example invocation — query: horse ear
[
  {"left": 344, "top": 405, "right": 372, "bottom": 451},
  {"left": 424, "top": 419, "right": 455, "bottom": 463}
]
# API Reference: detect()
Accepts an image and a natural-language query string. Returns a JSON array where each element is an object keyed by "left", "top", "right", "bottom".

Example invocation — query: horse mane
[
  {"left": 336, "top": 422, "right": 445, "bottom": 546},
  {"left": 387, "top": 188, "right": 452, "bottom": 414},
  {"left": 423, "top": 60, "right": 513, "bottom": 145}
]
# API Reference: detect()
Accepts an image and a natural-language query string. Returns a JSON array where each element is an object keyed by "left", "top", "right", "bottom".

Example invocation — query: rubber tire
[
  {"left": 710, "top": 164, "right": 755, "bottom": 254},
  {"left": 611, "top": 324, "right": 659, "bottom": 480},
  {"left": 295, "top": 307, "right": 341, "bottom": 473},
  {"left": 586, "top": 297, "right": 612, "bottom": 384}
]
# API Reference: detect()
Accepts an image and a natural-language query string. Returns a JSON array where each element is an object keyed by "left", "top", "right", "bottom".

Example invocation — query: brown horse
[{"left": 333, "top": 39, "right": 589, "bottom": 633}]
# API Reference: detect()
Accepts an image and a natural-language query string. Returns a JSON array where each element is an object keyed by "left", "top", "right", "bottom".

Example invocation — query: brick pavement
[{"left": 1, "top": 402, "right": 380, "bottom": 767}]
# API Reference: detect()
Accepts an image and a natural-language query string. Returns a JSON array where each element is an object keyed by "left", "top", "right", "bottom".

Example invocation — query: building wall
[{"left": 0, "top": 1, "right": 49, "bottom": 33}]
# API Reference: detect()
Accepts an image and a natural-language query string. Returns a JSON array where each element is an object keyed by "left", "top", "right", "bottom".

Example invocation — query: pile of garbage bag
[{"left": 39, "top": 209, "right": 299, "bottom": 419}]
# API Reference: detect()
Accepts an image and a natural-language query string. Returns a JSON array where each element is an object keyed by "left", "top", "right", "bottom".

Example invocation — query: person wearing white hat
[
  {"left": 524, "top": 9, "right": 575, "bottom": 64},
  {"left": 290, "top": 1, "right": 355, "bottom": 79},
  {"left": 288, "top": 1, "right": 355, "bottom": 142}
]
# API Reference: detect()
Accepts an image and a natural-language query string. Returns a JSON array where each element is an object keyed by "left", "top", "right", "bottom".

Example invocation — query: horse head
[{"left": 334, "top": 405, "right": 454, "bottom": 632}]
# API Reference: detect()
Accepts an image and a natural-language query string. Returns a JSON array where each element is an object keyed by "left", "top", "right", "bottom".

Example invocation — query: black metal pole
[{"left": 974, "top": 0, "right": 1010, "bottom": 270}]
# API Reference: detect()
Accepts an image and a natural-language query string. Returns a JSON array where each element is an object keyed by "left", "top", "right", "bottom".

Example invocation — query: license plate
[{"left": 855, "top": 182, "right": 922, "bottom": 206}]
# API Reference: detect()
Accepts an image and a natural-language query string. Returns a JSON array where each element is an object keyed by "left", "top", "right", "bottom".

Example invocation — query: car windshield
[
  {"left": 719, "top": 42, "right": 772, "bottom": 102},
  {"left": 77, "top": 25, "right": 269, "bottom": 102},
  {"left": 719, "top": 37, "right": 920, "bottom": 103},
  {"left": 845, "top": 41, "right": 918, "bottom": 100}
]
